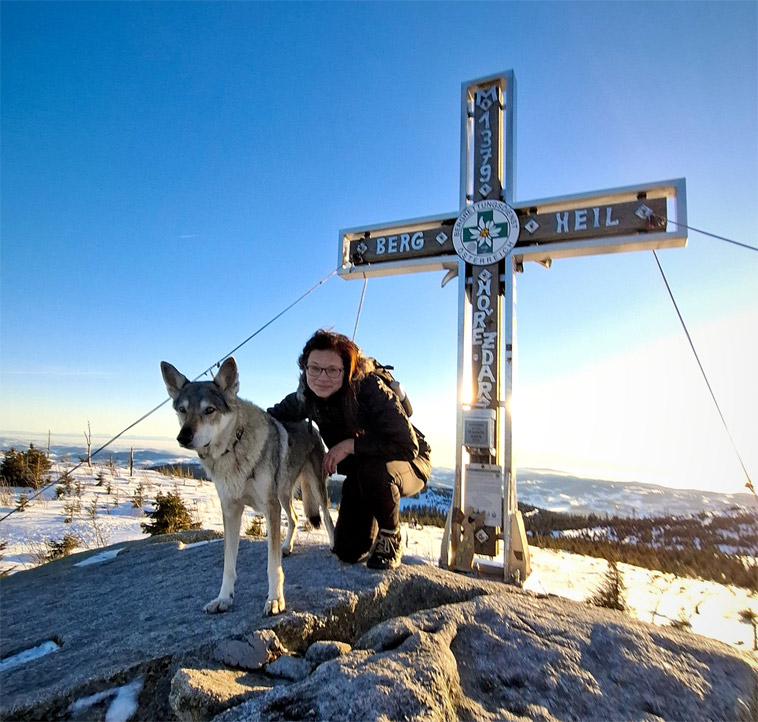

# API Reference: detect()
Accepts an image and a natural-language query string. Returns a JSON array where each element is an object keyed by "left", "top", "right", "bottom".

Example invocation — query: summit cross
[{"left": 337, "top": 71, "right": 687, "bottom": 581}]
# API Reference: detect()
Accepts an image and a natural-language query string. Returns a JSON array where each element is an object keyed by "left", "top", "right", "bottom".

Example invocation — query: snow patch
[
  {"left": 177, "top": 539, "right": 220, "bottom": 551},
  {"left": 68, "top": 675, "right": 144, "bottom": 722},
  {"left": 0, "top": 640, "right": 60, "bottom": 672},
  {"left": 74, "top": 548, "right": 124, "bottom": 567}
]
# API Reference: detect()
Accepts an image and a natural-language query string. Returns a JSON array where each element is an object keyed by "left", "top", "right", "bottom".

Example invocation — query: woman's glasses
[{"left": 306, "top": 364, "right": 344, "bottom": 379}]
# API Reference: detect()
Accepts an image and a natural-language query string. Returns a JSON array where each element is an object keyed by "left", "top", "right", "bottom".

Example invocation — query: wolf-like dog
[{"left": 161, "top": 357, "right": 335, "bottom": 616}]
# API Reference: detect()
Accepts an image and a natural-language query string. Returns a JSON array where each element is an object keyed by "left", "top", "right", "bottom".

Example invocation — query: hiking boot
[{"left": 366, "top": 528, "right": 403, "bottom": 570}]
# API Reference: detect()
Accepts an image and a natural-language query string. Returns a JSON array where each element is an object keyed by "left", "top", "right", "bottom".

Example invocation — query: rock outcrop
[{"left": 1, "top": 531, "right": 755, "bottom": 721}]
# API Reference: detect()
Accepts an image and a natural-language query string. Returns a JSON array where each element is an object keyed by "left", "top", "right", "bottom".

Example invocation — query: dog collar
[
  {"left": 197, "top": 428, "right": 244, "bottom": 460},
  {"left": 220, "top": 428, "right": 244, "bottom": 457}
]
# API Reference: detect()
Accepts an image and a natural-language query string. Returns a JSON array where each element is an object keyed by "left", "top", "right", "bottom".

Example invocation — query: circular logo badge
[{"left": 452, "top": 200, "right": 520, "bottom": 265}]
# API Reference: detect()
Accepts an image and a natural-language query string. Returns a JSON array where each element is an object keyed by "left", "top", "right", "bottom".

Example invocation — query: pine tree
[
  {"left": 141, "top": 491, "right": 200, "bottom": 536},
  {"left": 738, "top": 608, "right": 757, "bottom": 652},
  {"left": 1, "top": 445, "right": 52, "bottom": 489},
  {"left": 588, "top": 559, "right": 627, "bottom": 612}
]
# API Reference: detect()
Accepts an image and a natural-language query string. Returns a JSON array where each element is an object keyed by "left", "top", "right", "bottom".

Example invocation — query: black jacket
[{"left": 268, "top": 373, "right": 431, "bottom": 481}]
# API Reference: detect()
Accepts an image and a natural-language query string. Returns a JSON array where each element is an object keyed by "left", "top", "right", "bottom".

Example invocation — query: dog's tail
[
  {"left": 300, "top": 470, "right": 323, "bottom": 529},
  {"left": 300, "top": 452, "right": 326, "bottom": 529}
]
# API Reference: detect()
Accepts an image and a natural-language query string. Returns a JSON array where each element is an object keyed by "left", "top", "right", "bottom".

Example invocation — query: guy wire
[
  {"left": 0, "top": 268, "right": 339, "bottom": 524},
  {"left": 660, "top": 217, "right": 757, "bottom": 252},
  {"left": 652, "top": 250, "right": 755, "bottom": 496},
  {"left": 352, "top": 274, "right": 368, "bottom": 341}
]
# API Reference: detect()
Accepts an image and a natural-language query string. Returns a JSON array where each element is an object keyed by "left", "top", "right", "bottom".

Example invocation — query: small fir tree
[
  {"left": 16, "top": 492, "right": 29, "bottom": 512},
  {"left": 0, "top": 540, "right": 10, "bottom": 577},
  {"left": 141, "top": 491, "right": 200, "bottom": 536},
  {"left": 246, "top": 515, "right": 266, "bottom": 538},
  {"left": 131, "top": 482, "right": 145, "bottom": 510},
  {"left": 45, "top": 532, "right": 81, "bottom": 561},
  {"left": 738, "top": 608, "right": 758, "bottom": 652},
  {"left": 588, "top": 558, "right": 627, "bottom": 612},
  {"left": 56, "top": 469, "right": 74, "bottom": 498},
  {"left": 1, "top": 445, "right": 52, "bottom": 489}
]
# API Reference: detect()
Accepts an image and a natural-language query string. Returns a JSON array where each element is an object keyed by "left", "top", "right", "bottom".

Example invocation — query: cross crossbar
[{"left": 338, "top": 178, "right": 685, "bottom": 278}]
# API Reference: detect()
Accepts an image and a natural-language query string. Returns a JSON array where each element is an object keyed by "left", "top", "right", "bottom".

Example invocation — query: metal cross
[{"left": 338, "top": 71, "right": 687, "bottom": 582}]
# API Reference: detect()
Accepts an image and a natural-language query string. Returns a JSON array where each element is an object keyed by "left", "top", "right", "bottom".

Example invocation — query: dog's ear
[
  {"left": 214, "top": 357, "right": 239, "bottom": 398},
  {"left": 161, "top": 362, "right": 189, "bottom": 401}
]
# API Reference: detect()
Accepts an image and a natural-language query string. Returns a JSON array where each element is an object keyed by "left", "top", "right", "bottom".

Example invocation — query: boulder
[
  {"left": 213, "top": 591, "right": 758, "bottom": 722},
  {"left": 169, "top": 666, "right": 277, "bottom": 722},
  {"left": 213, "top": 630, "right": 284, "bottom": 671}
]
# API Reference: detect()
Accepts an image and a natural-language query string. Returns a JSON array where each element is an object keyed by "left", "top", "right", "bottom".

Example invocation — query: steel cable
[{"left": 0, "top": 268, "right": 338, "bottom": 523}]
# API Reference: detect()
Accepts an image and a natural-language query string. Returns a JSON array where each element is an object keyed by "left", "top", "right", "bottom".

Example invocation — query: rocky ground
[{"left": 1, "top": 532, "right": 756, "bottom": 721}]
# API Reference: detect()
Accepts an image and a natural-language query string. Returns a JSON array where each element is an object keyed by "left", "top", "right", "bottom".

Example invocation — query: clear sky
[{"left": 1, "top": 1, "right": 756, "bottom": 495}]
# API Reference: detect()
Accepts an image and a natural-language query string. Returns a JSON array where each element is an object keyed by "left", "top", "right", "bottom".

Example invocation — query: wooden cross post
[{"left": 337, "top": 71, "right": 687, "bottom": 583}]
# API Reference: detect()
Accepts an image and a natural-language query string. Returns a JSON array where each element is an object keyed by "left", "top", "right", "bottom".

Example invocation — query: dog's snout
[{"left": 177, "top": 427, "right": 194, "bottom": 449}]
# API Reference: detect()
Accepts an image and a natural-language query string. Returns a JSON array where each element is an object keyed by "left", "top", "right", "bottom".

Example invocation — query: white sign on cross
[{"left": 337, "top": 71, "right": 687, "bottom": 582}]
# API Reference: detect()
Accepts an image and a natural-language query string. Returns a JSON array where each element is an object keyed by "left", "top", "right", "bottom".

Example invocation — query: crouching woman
[{"left": 268, "top": 329, "right": 431, "bottom": 569}]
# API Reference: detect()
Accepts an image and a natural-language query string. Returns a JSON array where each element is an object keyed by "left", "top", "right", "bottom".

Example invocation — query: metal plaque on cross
[{"left": 337, "top": 71, "right": 687, "bottom": 583}]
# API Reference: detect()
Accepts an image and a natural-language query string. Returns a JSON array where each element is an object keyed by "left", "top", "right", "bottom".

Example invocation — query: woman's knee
[{"left": 385, "top": 460, "right": 425, "bottom": 498}]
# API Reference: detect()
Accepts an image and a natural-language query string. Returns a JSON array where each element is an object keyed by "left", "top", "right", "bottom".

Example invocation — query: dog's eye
[
  {"left": 204, "top": 407, "right": 215, "bottom": 415},
  {"left": 177, "top": 406, "right": 186, "bottom": 414}
]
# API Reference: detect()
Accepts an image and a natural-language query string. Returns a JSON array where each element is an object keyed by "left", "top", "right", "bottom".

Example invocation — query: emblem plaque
[{"left": 452, "top": 199, "right": 520, "bottom": 265}]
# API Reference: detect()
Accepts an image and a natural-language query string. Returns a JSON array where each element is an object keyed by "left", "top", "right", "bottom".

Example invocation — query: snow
[
  {"left": 1, "top": 446, "right": 756, "bottom": 662},
  {"left": 0, "top": 640, "right": 60, "bottom": 673},
  {"left": 68, "top": 675, "right": 144, "bottom": 722},
  {"left": 520, "top": 547, "right": 757, "bottom": 651},
  {"left": 74, "top": 547, "right": 124, "bottom": 567},
  {"left": 178, "top": 539, "right": 218, "bottom": 551}
]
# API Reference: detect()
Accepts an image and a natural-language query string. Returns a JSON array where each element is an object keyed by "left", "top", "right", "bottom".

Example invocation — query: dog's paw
[
  {"left": 281, "top": 544, "right": 293, "bottom": 557},
  {"left": 204, "top": 597, "right": 232, "bottom": 614},
  {"left": 264, "top": 597, "right": 285, "bottom": 616}
]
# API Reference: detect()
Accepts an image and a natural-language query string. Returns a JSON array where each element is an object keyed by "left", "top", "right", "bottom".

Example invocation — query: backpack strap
[{"left": 371, "top": 360, "right": 413, "bottom": 417}]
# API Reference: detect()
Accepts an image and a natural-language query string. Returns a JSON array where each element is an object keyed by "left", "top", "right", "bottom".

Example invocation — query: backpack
[
  {"left": 371, "top": 360, "right": 413, "bottom": 417},
  {"left": 371, "top": 360, "right": 432, "bottom": 474}
]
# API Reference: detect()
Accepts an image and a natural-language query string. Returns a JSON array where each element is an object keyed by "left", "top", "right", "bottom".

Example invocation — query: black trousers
[{"left": 332, "top": 458, "right": 426, "bottom": 564}]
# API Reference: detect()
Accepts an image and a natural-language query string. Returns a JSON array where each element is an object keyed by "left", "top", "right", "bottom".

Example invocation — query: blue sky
[{"left": 1, "top": 1, "right": 756, "bottom": 494}]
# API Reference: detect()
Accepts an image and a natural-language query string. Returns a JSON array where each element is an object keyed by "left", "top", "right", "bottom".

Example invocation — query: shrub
[
  {"left": 588, "top": 559, "right": 627, "bottom": 612},
  {"left": 0, "top": 540, "right": 10, "bottom": 577},
  {"left": 739, "top": 608, "right": 758, "bottom": 651},
  {"left": 131, "top": 482, "right": 145, "bottom": 510},
  {"left": 141, "top": 491, "right": 200, "bottom": 536},
  {"left": 1, "top": 445, "right": 51, "bottom": 489},
  {"left": 0, "top": 482, "right": 12, "bottom": 506},
  {"left": 56, "top": 469, "right": 74, "bottom": 498},
  {"left": 16, "top": 492, "right": 29, "bottom": 512},
  {"left": 62, "top": 496, "right": 81, "bottom": 523},
  {"left": 669, "top": 612, "right": 692, "bottom": 630},
  {"left": 44, "top": 532, "right": 82, "bottom": 561},
  {"left": 246, "top": 515, "right": 266, "bottom": 538},
  {"left": 152, "top": 463, "right": 204, "bottom": 480}
]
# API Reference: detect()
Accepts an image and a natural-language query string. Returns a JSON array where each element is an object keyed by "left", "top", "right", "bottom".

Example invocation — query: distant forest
[{"left": 399, "top": 501, "right": 758, "bottom": 592}]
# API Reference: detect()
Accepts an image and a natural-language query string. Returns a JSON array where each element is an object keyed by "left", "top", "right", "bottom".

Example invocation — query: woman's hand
[{"left": 323, "top": 439, "right": 355, "bottom": 475}]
